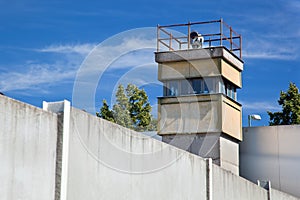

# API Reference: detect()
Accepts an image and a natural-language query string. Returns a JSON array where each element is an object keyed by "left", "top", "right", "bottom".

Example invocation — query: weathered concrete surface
[
  {"left": 219, "top": 136, "right": 239, "bottom": 175},
  {"left": 240, "top": 125, "right": 300, "bottom": 198},
  {"left": 158, "top": 94, "right": 242, "bottom": 140},
  {"left": 212, "top": 164, "right": 268, "bottom": 200},
  {"left": 43, "top": 100, "right": 71, "bottom": 200},
  {"left": 0, "top": 95, "right": 57, "bottom": 200},
  {"left": 155, "top": 46, "right": 244, "bottom": 71},
  {"left": 162, "top": 133, "right": 240, "bottom": 175},
  {"left": 271, "top": 189, "right": 300, "bottom": 200},
  {"left": 2, "top": 96, "right": 300, "bottom": 200},
  {"left": 66, "top": 107, "right": 207, "bottom": 200}
]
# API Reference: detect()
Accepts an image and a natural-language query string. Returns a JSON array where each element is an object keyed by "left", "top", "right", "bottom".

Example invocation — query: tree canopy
[
  {"left": 96, "top": 99, "right": 114, "bottom": 122},
  {"left": 267, "top": 82, "right": 300, "bottom": 126},
  {"left": 97, "top": 84, "right": 157, "bottom": 131}
]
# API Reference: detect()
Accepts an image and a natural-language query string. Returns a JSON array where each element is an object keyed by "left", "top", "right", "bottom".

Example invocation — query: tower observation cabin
[{"left": 155, "top": 19, "right": 243, "bottom": 175}]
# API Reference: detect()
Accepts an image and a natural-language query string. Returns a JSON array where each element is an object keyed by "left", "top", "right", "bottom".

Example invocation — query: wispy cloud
[
  {"left": 0, "top": 62, "right": 76, "bottom": 92},
  {"left": 37, "top": 43, "right": 97, "bottom": 55},
  {"left": 243, "top": 38, "right": 298, "bottom": 60},
  {"left": 76, "top": 36, "right": 157, "bottom": 78},
  {"left": 231, "top": 1, "right": 300, "bottom": 61},
  {"left": 241, "top": 101, "right": 281, "bottom": 112},
  {"left": 1, "top": 36, "right": 157, "bottom": 93},
  {"left": 243, "top": 52, "right": 296, "bottom": 60}
]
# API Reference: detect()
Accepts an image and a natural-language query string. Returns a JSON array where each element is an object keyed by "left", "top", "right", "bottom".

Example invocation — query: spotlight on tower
[{"left": 189, "top": 31, "right": 204, "bottom": 49}]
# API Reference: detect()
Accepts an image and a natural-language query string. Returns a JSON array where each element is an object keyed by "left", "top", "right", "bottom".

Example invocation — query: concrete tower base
[{"left": 162, "top": 133, "right": 239, "bottom": 175}]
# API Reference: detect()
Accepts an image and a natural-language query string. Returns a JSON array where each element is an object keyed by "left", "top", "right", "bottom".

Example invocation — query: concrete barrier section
[{"left": 0, "top": 96, "right": 57, "bottom": 200}]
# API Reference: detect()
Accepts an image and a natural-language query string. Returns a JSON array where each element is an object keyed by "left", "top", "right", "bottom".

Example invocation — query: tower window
[
  {"left": 164, "top": 78, "right": 237, "bottom": 100},
  {"left": 165, "top": 80, "right": 179, "bottom": 96},
  {"left": 191, "top": 79, "right": 202, "bottom": 94},
  {"left": 225, "top": 82, "right": 237, "bottom": 101},
  {"left": 203, "top": 78, "right": 214, "bottom": 94},
  {"left": 180, "top": 79, "right": 191, "bottom": 95}
]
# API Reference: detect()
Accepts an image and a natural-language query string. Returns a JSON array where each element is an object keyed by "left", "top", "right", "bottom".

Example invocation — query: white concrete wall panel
[
  {"left": 66, "top": 107, "right": 207, "bottom": 200},
  {"left": 2, "top": 96, "right": 299, "bottom": 200},
  {"left": 0, "top": 96, "right": 57, "bottom": 200},
  {"left": 240, "top": 125, "right": 300, "bottom": 198},
  {"left": 271, "top": 189, "right": 300, "bottom": 200},
  {"left": 212, "top": 164, "right": 268, "bottom": 200}
]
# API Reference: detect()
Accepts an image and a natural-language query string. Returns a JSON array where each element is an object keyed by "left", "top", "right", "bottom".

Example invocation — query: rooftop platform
[{"left": 156, "top": 19, "right": 242, "bottom": 59}]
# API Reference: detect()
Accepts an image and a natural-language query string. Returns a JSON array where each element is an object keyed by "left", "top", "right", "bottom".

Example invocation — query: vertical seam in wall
[
  {"left": 276, "top": 126, "right": 281, "bottom": 191},
  {"left": 60, "top": 100, "right": 71, "bottom": 200},
  {"left": 206, "top": 158, "right": 212, "bottom": 200},
  {"left": 268, "top": 181, "right": 272, "bottom": 200},
  {"left": 54, "top": 113, "right": 63, "bottom": 200}
]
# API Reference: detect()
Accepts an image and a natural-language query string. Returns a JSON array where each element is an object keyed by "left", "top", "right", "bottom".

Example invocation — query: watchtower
[{"left": 155, "top": 19, "right": 243, "bottom": 174}]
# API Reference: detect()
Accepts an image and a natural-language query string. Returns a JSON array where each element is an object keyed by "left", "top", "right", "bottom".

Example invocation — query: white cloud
[
  {"left": 0, "top": 63, "right": 76, "bottom": 92},
  {"left": 109, "top": 50, "right": 155, "bottom": 69},
  {"left": 243, "top": 52, "right": 296, "bottom": 60},
  {"left": 241, "top": 101, "right": 281, "bottom": 112},
  {"left": 75, "top": 37, "right": 157, "bottom": 78},
  {"left": 243, "top": 37, "right": 298, "bottom": 60},
  {"left": 37, "top": 43, "right": 97, "bottom": 55},
  {"left": 1, "top": 36, "right": 158, "bottom": 93}
]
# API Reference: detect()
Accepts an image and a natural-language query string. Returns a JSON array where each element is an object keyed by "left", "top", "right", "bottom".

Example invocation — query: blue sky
[{"left": 0, "top": 0, "right": 299, "bottom": 127}]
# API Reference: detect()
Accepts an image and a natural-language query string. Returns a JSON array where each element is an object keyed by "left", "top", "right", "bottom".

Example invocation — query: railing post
[
  {"left": 230, "top": 27, "right": 233, "bottom": 51},
  {"left": 240, "top": 35, "right": 242, "bottom": 59},
  {"left": 169, "top": 33, "right": 172, "bottom": 51},
  {"left": 157, "top": 25, "right": 160, "bottom": 52},
  {"left": 188, "top": 21, "right": 191, "bottom": 49},
  {"left": 220, "top": 18, "right": 223, "bottom": 46}
]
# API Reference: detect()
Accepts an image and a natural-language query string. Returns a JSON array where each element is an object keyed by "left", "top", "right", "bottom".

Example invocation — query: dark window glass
[
  {"left": 168, "top": 81, "right": 179, "bottom": 96},
  {"left": 180, "top": 80, "right": 190, "bottom": 95},
  {"left": 192, "top": 79, "right": 202, "bottom": 94},
  {"left": 204, "top": 78, "right": 214, "bottom": 94}
]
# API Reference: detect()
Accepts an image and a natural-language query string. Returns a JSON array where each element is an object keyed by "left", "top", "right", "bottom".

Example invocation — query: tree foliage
[
  {"left": 112, "top": 85, "right": 133, "bottom": 129},
  {"left": 96, "top": 100, "right": 114, "bottom": 122},
  {"left": 126, "top": 84, "right": 152, "bottom": 131},
  {"left": 97, "top": 84, "right": 157, "bottom": 131},
  {"left": 267, "top": 82, "right": 300, "bottom": 126}
]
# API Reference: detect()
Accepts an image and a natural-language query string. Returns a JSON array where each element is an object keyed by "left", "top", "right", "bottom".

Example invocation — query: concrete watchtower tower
[{"left": 155, "top": 19, "right": 243, "bottom": 175}]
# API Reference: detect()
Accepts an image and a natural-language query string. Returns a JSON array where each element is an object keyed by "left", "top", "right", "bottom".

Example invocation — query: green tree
[
  {"left": 96, "top": 100, "right": 114, "bottom": 122},
  {"left": 126, "top": 84, "right": 152, "bottom": 131},
  {"left": 112, "top": 84, "right": 133, "bottom": 129},
  {"left": 97, "top": 84, "right": 157, "bottom": 131},
  {"left": 147, "top": 117, "right": 158, "bottom": 131},
  {"left": 267, "top": 82, "right": 300, "bottom": 125}
]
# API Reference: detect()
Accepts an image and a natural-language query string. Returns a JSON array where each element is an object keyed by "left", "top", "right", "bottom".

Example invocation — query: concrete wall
[
  {"left": 65, "top": 107, "right": 208, "bottom": 200},
  {"left": 271, "top": 189, "right": 300, "bottom": 200},
  {"left": 158, "top": 59, "right": 221, "bottom": 81},
  {"left": 0, "top": 95, "right": 57, "bottom": 200},
  {"left": 221, "top": 59, "right": 242, "bottom": 87},
  {"left": 221, "top": 96, "right": 242, "bottom": 140},
  {"left": 240, "top": 125, "right": 300, "bottom": 198},
  {"left": 158, "top": 94, "right": 221, "bottom": 135},
  {"left": 156, "top": 47, "right": 243, "bottom": 88},
  {"left": 162, "top": 134, "right": 240, "bottom": 175},
  {"left": 212, "top": 164, "right": 268, "bottom": 200},
  {"left": 1, "top": 96, "right": 299, "bottom": 200},
  {"left": 219, "top": 136, "right": 239, "bottom": 175},
  {"left": 158, "top": 94, "right": 242, "bottom": 140}
]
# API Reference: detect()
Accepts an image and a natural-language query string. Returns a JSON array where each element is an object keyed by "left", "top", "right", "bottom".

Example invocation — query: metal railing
[{"left": 157, "top": 19, "right": 242, "bottom": 59}]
